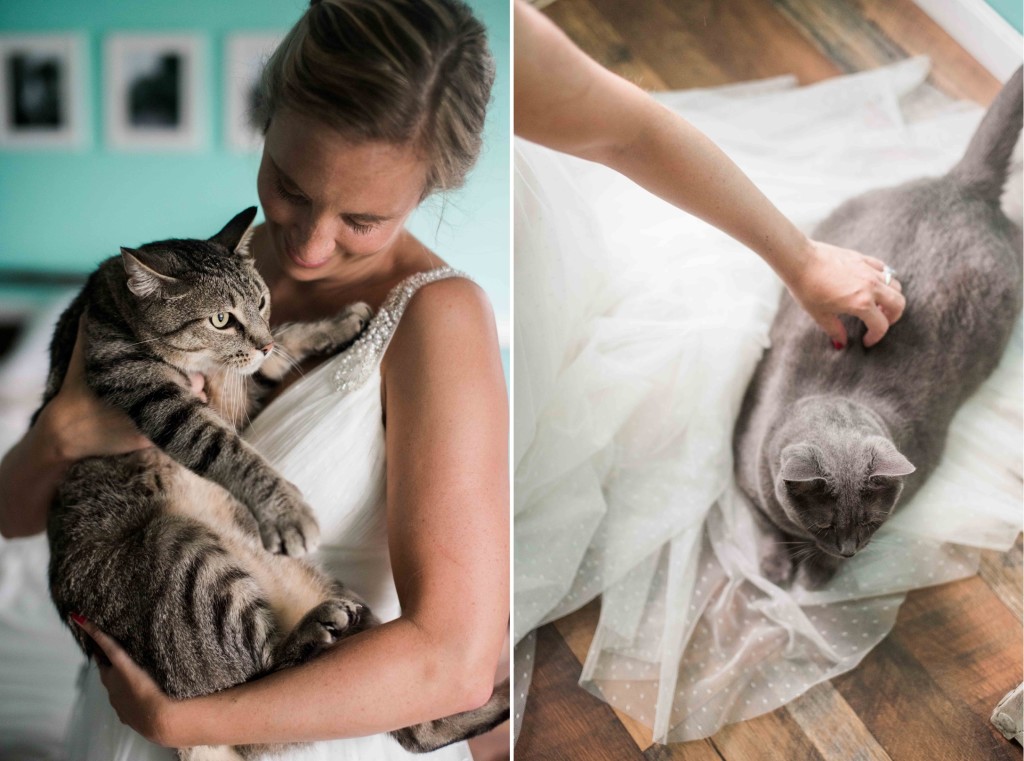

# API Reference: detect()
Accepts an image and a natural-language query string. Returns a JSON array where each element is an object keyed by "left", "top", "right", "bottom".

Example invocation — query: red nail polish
[
  {"left": 70, "top": 613, "right": 86, "bottom": 626},
  {"left": 832, "top": 340, "right": 844, "bottom": 350}
]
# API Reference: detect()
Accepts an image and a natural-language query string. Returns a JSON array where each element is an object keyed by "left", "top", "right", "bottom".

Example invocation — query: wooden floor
[{"left": 515, "top": 0, "right": 1021, "bottom": 759}]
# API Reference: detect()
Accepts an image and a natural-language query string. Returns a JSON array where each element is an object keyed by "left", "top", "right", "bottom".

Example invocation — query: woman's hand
[
  {"left": 71, "top": 615, "right": 179, "bottom": 748},
  {"left": 41, "top": 321, "right": 153, "bottom": 463},
  {"left": 43, "top": 320, "right": 209, "bottom": 461},
  {"left": 787, "top": 240, "right": 905, "bottom": 349}
]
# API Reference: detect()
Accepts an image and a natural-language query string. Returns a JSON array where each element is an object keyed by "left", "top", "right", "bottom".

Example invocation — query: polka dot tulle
[{"left": 513, "top": 61, "right": 1023, "bottom": 744}]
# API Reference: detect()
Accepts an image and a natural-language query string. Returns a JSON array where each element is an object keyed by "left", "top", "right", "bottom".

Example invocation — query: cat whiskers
[
  {"left": 236, "top": 373, "right": 254, "bottom": 431},
  {"left": 121, "top": 336, "right": 170, "bottom": 350},
  {"left": 273, "top": 345, "right": 304, "bottom": 377}
]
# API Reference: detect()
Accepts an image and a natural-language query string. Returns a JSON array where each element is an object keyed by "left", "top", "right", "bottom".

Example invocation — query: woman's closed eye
[
  {"left": 344, "top": 216, "right": 378, "bottom": 235},
  {"left": 273, "top": 175, "right": 308, "bottom": 205}
]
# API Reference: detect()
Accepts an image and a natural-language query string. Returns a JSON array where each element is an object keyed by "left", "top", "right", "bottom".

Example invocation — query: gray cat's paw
[
  {"left": 277, "top": 598, "right": 373, "bottom": 667},
  {"left": 760, "top": 548, "right": 796, "bottom": 586},
  {"left": 258, "top": 481, "right": 321, "bottom": 556},
  {"left": 795, "top": 555, "right": 840, "bottom": 590}
]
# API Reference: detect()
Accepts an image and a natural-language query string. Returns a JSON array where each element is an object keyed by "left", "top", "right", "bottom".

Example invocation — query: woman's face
[{"left": 257, "top": 107, "right": 430, "bottom": 283}]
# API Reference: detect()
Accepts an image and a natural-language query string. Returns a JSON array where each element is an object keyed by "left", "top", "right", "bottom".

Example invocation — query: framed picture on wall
[
  {"left": 0, "top": 34, "right": 88, "bottom": 149},
  {"left": 105, "top": 33, "right": 204, "bottom": 151},
  {"left": 225, "top": 33, "right": 282, "bottom": 152}
]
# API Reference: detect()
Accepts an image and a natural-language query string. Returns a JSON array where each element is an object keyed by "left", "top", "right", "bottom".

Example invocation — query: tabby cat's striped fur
[{"left": 41, "top": 208, "right": 509, "bottom": 759}]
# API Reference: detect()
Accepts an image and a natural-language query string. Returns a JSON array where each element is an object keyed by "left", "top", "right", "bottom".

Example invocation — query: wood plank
[
  {"left": 855, "top": 0, "right": 1001, "bottom": 104},
  {"left": 553, "top": 600, "right": 723, "bottom": 757},
  {"left": 516, "top": 624, "right": 644, "bottom": 760},
  {"left": 832, "top": 636, "right": 984, "bottom": 761},
  {"left": 979, "top": 533, "right": 1023, "bottom": 623},
  {"left": 773, "top": 0, "right": 904, "bottom": 72},
  {"left": 783, "top": 682, "right": 893, "bottom": 761},
  {"left": 544, "top": 0, "right": 670, "bottom": 90},
  {"left": 572, "top": 0, "right": 731, "bottom": 88},
  {"left": 644, "top": 741, "right": 725, "bottom": 761},
  {"left": 832, "top": 577, "right": 1021, "bottom": 761},
  {"left": 775, "top": 0, "right": 1002, "bottom": 104},
  {"left": 893, "top": 577, "right": 1023, "bottom": 752},
  {"left": 708, "top": 704, "right": 828, "bottom": 761},
  {"left": 654, "top": 0, "right": 843, "bottom": 85}
]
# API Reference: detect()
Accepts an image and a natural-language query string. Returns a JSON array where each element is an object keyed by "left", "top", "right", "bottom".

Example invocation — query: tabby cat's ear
[
  {"left": 121, "top": 248, "right": 183, "bottom": 299},
  {"left": 865, "top": 437, "right": 916, "bottom": 478},
  {"left": 210, "top": 206, "right": 259, "bottom": 257}
]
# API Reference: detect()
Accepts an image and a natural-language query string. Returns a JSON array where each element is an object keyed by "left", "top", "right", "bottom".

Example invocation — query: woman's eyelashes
[
  {"left": 273, "top": 170, "right": 381, "bottom": 236},
  {"left": 344, "top": 217, "right": 377, "bottom": 235},
  {"left": 273, "top": 174, "right": 308, "bottom": 205}
]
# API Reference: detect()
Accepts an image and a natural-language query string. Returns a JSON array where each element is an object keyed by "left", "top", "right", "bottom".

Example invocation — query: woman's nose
[{"left": 291, "top": 218, "right": 336, "bottom": 263}]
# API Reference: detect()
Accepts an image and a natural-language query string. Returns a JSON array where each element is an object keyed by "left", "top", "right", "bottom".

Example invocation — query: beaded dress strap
[{"left": 332, "top": 266, "right": 468, "bottom": 393}]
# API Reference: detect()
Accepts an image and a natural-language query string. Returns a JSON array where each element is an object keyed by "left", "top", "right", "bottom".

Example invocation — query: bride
[
  {"left": 0, "top": 0, "right": 508, "bottom": 758},
  {"left": 514, "top": 0, "right": 1021, "bottom": 745}
]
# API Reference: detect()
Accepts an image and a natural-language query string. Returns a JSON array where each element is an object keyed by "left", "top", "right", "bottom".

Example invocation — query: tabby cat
[
  {"left": 40, "top": 207, "right": 509, "bottom": 758},
  {"left": 733, "top": 68, "right": 1023, "bottom": 589}
]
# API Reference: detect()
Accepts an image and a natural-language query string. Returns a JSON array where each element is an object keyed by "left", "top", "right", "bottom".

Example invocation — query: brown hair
[{"left": 254, "top": 0, "right": 495, "bottom": 197}]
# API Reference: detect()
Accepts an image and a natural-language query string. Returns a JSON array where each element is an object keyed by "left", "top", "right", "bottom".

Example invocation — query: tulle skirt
[{"left": 513, "top": 58, "right": 1022, "bottom": 743}]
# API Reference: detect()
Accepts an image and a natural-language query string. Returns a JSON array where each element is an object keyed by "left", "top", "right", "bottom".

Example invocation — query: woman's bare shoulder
[{"left": 382, "top": 274, "right": 502, "bottom": 387}]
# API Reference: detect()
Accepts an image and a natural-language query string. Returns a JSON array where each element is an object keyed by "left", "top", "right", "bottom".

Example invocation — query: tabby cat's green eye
[{"left": 211, "top": 312, "right": 231, "bottom": 329}]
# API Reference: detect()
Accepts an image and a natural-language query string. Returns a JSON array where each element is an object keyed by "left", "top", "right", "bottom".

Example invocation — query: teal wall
[
  {"left": 986, "top": 0, "right": 1023, "bottom": 33},
  {"left": 0, "top": 0, "right": 510, "bottom": 328}
]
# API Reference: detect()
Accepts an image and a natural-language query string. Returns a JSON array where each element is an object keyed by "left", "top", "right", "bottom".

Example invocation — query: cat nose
[
  {"left": 260, "top": 342, "right": 274, "bottom": 356},
  {"left": 838, "top": 540, "right": 857, "bottom": 558}
]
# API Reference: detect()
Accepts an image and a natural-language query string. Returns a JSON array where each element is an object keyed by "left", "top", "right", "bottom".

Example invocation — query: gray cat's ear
[
  {"left": 210, "top": 206, "right": 259, "bottom": 257},
  {"left": 121, "top": 248, "right": 182, "bottom": 299},
  {"left": 866, "top": 438, "right": 916, "bottom": 478},
  {"left": 779, "top": 444, "right": 825, "bottom": 482}
]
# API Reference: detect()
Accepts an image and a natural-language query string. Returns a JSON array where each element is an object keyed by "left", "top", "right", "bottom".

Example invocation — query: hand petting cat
[
  {"left": 785, "top": 239, "right": 905, "bottom": 350},
  {"left": 516, "top": 1, "right": 906, "bottom": 353}
]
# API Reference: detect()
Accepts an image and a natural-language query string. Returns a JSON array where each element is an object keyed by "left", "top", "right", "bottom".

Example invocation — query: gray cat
[
  {"left": 733, "top": 68, "right": 1023, "bottom": 589},
  {"left": 40, "top": 207, "right": 509, "bottom": 758}
]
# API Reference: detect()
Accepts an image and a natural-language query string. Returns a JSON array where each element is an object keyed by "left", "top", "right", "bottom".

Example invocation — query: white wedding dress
[
  {"left": 0, "top": 268, "right": 475, "bottom": 760},
  {"left": 514, "top": 59, "right": 1022, "bottom": 744}
]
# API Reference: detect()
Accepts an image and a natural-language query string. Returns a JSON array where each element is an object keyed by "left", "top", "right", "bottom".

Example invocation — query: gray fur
[
  {"left": 734, "top": 68, "right": 1023, "bottom": 588},
  {"left": 40, "top": 207, "right": 509, "bottom": 756}
]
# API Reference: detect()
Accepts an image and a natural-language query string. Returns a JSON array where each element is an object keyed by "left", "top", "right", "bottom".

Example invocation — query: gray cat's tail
[{"left": 948, "top": 66, "right": 1023, "bottom": 202}]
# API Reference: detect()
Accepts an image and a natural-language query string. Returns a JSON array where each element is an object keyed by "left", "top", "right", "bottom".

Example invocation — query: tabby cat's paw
[
  {"left": 277, "top": 598, "right": 374, "bottom": 667},
  {"left": 318, "top": 302, "right": 373, "bottom": 353},
  {"left": 258, "top": 481, "right": 321, "bottom": 556}
]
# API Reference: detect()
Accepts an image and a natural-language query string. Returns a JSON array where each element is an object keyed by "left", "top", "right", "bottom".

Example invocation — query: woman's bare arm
[
  {"left": 514, "top": 0, "right": 905, "bottom": 348},
  {"left": 0, "top": 325, "right": 152, "bottom": 539},
  {"left": 0, "top": 410, "right": 70, "bottom": 538},
  {"left": 82, "top": 278, "right": 509, "bottom": 746}
]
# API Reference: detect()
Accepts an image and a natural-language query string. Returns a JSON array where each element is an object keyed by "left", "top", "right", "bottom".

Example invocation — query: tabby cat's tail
[
  {"left": 391, "top": 678, "right": 510, "bottom": 753},
  {"left": 949, "top": 66, "right": 1023, "bottom": 202}
]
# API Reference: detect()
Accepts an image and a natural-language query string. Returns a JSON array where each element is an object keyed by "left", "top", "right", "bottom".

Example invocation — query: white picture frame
[
  {"left": 105, "top": 33, "right": 204, "bottom": 151},
  {"left": 225, "top": 33, "right": 283, "bottom": 152},
  {"left": 0, "top": 33, "right": 88, "bottom": 150}
]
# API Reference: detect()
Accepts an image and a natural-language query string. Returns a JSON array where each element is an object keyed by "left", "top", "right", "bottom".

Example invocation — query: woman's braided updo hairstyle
[{"left": 254, "top": 0, "right": 495, "bottom": 198}]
